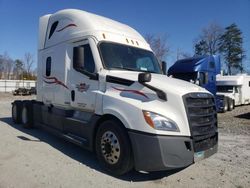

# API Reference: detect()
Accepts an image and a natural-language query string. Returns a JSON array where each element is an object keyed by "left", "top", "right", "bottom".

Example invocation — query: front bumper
[{"left": 128, "top": 130, "right": 218, "bottom": 172}]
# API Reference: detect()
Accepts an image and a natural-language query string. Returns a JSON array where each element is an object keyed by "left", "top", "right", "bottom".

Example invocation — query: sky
[{"left": 0, "top": 0, "right": 249, "bottom": 70}]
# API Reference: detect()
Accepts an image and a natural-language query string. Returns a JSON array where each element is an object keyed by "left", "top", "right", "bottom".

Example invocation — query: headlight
[{"left": 143, "top": 111, "right": 179, "bottom": 132}]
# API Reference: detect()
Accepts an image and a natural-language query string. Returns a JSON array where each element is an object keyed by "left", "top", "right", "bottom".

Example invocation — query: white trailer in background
[
  {"left": 216, "top": 74, "right": 250, "bottom": 107},
  {"left": 0, "top": 80, "right": 36, "bottom": 93}
]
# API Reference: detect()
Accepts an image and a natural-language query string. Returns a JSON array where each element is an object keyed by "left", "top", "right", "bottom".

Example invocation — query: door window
[{"left": 73, "top": 44, "right": 95, "bottom": 73}]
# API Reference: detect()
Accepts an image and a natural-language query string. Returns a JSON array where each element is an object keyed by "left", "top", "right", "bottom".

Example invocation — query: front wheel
[{"left": 95, "top": 119, "right": 133, "bottom": 176}]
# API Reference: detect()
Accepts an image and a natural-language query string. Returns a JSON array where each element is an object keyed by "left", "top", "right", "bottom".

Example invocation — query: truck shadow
[
  {"left": 0, "top": 117, "right": 185, "bottom": 181},
  {"left": 235, "top": 112, "right": 250, "bottom": 120}
]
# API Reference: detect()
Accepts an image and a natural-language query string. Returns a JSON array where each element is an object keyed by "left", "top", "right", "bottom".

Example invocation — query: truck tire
[
  {"left": 95, "top": 119, "right": 133, "bottom": 176},
  {"left": 223, "top": 98, "right": 228, "bottom": 112},
  {"left": 21, "top": 101, "right": 34, "bottom": 128},
  {"left": 228, "top": 98, "right": 234, "bottom": 111},
  {"left": 12, "top": 101, "right": 23, "bottom": 124}
]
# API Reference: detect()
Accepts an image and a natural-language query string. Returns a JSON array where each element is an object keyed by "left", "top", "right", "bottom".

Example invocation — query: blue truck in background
[{"left": 168, "top": 55, "right": 233, "bottom": 112}]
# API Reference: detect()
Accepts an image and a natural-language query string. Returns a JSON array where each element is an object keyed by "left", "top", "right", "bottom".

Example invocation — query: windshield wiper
[{"left": 110, "top": 66, "right": 139, "bottom": 72}]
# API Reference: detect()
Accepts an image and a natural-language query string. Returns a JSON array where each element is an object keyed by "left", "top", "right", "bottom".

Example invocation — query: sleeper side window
[
  {"left": 73, "top": 44, "right": 95, "bottom": 73},
  {"left": 46, "top": 57, "right": 51, "bottom": 76},
  {"left": 49, "top": 21, "right": 59, "bottom": 39}
]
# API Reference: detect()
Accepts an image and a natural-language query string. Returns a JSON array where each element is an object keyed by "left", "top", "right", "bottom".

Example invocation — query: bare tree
[
  {"left": 13, "top": 59, "right": 24, "bottom": 79},
  {"left": 0, "top": 54, "right": 4, "bottom": 79},
  {"left": 32, "top": 67, "right": 38, "bottom": 77},
  {"left": 23, "top": 52, "right": 34, "bottom": 75},
  {"left": 0, "top": 52, "right": 14, "bottom": 79},
  {"left": 145, "top": 34, "right": 170, "bottom": 62},
  {"left": 194, "top": 22, "right": 224, "bottom": 55},
  {"left": 3, "top": 52, "right": 14, "bottom": 79},
  {"left": 176, "top": 48, "right": 192, "bottom": 60}
]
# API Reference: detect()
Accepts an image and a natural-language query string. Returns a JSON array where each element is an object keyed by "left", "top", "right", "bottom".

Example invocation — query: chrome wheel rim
[{"left": 101, "top": 131, "right": 120, "bottom": 164}]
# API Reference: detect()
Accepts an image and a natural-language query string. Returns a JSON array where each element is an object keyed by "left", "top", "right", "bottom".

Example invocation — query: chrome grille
[{"left": 183, "top": 93, "right": 218, "bottom": 152}]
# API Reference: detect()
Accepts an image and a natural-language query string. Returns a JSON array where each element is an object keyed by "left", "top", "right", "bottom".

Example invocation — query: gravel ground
[{"left": 0, "top": 93, "right": 250, "bottom": 188}]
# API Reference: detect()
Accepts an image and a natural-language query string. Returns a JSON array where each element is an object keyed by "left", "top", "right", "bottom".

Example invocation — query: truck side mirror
[
  {"left": 205, "top": 72, "right": 208, "bottom": 84},
  {"left": 161, "top": 61, "right": 167, "bottom": 75},
  {"left": 138, "top": 73, "right": 151, "bottom": 83},
  {"left": 73, "top": 46, "right": 84, "bottom": 70}
]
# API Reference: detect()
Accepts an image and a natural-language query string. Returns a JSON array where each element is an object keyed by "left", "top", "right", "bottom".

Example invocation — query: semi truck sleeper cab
[{"left": 12, "top": 9, "right": 218, "bottom": 175}]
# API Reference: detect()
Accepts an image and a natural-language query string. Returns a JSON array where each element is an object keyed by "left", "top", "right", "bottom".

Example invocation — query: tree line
[
  {"left": 194, "top": 23, "right": 245, "bottom": 75},
  {"left": 146, "top": 23, "right": 247, "bottom": 75},
  {"left": 0, "top": 52, "right": 36, "bottom": 80}
]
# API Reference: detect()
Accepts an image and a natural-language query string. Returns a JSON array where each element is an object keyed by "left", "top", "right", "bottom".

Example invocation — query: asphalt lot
[{"left": 0, "top": 93, "right": 250, "bottom": 188}]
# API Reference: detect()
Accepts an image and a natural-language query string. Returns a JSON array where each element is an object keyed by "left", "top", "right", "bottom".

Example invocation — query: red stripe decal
[
  {"left": 56, "top": 23, "right": 77, "bottom": 32},
  {"left": 43, "top": 76, "right": 69, "bottom": 89},
  {"left": 112, "top": 87, "right": 148, "bottom": 99}
]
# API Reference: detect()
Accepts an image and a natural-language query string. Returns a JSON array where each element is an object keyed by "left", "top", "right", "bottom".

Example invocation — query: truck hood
[
  {"left": 107, "top": 70, "right": 207, "bottom": 96},
  {"left": 104, "top": 70, "right": 212, "bottom": 137}
]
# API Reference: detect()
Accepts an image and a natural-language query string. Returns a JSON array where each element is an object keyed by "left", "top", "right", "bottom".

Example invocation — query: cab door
[{"left": 68, "top": 39, "right": 99, "bottom": 112}]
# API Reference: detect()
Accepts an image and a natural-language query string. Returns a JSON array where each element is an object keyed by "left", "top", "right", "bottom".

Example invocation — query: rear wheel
[
  {"left": 223, "top": 98, "right": 228, "bottom": 112},
  {"left": 228, "top": 98, "right": 234, "bottom": 111},
  {"left": 21, "top": 101, "right": 34, "bottom": 128},
  {"left": 12, "top": 101, "right": 23, "bottom": 124},
  {"left": 95, "top": 119, "right": 133, "bottom": 176}
]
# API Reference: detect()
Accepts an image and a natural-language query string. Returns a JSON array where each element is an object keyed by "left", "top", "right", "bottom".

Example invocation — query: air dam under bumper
[{"left": 128, "top": 131, "right": 218, "bottom": 172}]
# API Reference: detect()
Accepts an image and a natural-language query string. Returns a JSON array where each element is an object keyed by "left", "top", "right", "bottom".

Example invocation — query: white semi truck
[
  {"left": 12, "top": 9, "right": 218, "bottom": 175},
  {"left": 217, "top": 74, "right": 250, "bottom": 109}
]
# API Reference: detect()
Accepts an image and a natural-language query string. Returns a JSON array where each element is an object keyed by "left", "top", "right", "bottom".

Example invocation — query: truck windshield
[
  {"left": 217, "top": 86, "right": 234, "bottom": 93},
  {"left": 99, "top": 42, "right": 162, "bottom": 74}
]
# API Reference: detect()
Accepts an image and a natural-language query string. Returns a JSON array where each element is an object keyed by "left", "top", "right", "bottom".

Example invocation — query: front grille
[{"left": 183, "top": 93, "right": 218, "bottom": 152}]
